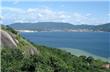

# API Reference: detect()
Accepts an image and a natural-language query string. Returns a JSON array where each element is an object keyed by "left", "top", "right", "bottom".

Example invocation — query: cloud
[{"left": 1, "top": 7, "right": 109, "bottom": 25}]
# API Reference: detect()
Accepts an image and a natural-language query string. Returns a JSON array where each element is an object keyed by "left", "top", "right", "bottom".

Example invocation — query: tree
[{"left": 86, "top": 56, "right": 94, "bottom": 64}]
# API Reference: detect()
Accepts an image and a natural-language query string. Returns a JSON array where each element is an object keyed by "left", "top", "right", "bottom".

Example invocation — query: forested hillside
[{"left": 10, "top": 22, "right": 110, "bottom": 32}]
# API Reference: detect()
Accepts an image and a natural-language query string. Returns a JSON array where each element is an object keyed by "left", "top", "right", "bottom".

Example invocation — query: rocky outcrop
[
  {"left": 102, "top": 64, "right": 110, "bottom": 69},
  {"left": 1, "top": 30, "right": 18, "bottom": 48},
  {"left": 0, "top": 28, "right": 38, "bottom": 56}
]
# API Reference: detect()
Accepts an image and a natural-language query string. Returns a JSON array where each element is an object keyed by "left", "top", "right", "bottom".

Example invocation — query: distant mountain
[
  {"left": 9, "top": 22, "right": 110, "bottom": 32},
  {"left": 95, "top": 23, "right": 110, "bottom": 32},
  {"left": 10, "top": 22, "right": 74, "bottom": 31}
]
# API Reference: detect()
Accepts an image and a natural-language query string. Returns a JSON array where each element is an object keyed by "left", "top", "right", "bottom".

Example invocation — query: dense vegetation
[
  {"left": 10, "top": 22, "right": 110, "bottom": 32},
  {"left": 1, "top": 25, "right": 110, "bottom": 72},
  {"left": 2, "top": 46, "right": 110, "bottom": 72}
]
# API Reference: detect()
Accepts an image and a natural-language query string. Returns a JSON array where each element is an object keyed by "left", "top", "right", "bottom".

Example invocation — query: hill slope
[
  {"left": 10, "top": 22, "right": 110, "bottom": 32},
  {"left": 1, "top": 25, "right": 38, "bottom": 56},
  {"left": 1, "top": 25, "right": 110, "bottom": 72},
  {"left": 10, "top": 22, "right": 74, "bottom": 31},
  {"left": 95, "top": 23, "right": 110, "bottom": 32}
]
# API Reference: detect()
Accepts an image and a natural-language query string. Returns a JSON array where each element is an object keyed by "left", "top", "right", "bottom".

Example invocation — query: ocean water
[{"left": 21, "top": 32, "right": 110, "bottom": 58}]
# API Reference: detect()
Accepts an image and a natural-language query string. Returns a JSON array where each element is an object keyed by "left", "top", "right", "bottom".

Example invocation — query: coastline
[
  {"left": 59, "top": 48, "right": 110, "bottom": 62},
  {"left": 16, "top": 29, "right": 106, "bottom": 33},
  {"left": 16, "top": 30, "right": 38, "bottom": 32},
  {"left": 20, "top": 31, "right": 109, "bottom": 62}
]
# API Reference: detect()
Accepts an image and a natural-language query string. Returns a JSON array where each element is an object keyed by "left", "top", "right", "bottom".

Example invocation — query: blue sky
[{"left": 1, "top": 0, "right": 110, "bottom": 25}]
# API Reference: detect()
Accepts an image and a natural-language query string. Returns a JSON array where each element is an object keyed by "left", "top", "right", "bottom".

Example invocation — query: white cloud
[{"left": 1, "top": 7, "right": 109, "bottom": 25}]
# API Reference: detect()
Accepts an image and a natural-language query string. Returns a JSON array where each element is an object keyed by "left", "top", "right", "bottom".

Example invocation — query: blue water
[{"left": 21, "top": 32, "right": 110, "bottom": 58}]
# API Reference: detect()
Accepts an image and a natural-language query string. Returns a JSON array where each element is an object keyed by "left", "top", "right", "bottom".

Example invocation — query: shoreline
[
  {"left": 58, "top": 48, "right": 110, "bottom": 62},
  {"left": 17, "top": 30, "right": 107, "bottom": 33}
]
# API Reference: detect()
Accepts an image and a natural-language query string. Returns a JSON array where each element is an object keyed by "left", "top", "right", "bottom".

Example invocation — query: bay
[{"left": 20, "top": 32, "right": 110, "bottom": 59}]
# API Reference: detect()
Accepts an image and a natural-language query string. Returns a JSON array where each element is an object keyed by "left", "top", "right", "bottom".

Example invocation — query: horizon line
[{"left": 2, "top": 21, "right": 110, "bottom": 25}]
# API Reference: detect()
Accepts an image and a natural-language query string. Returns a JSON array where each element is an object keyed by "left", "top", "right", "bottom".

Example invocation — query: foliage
[
  {"left": 1, "top": 48, "right": 23, "bottom": 72},
  {"left": 1, "top": 25, "right": 18, "bottom": 34},
  {"left": 1, "top": 46, "right": 110, "bottom": 72}
]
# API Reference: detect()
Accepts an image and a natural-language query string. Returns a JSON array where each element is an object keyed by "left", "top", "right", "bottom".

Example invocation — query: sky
[{"left": 1, "top": 0, "right": 110, "bottom": 25}]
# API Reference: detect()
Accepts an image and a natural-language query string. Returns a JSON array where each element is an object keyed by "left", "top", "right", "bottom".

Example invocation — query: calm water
[{"left": 21, "top": 32, "right": 110, "bottom": 58}]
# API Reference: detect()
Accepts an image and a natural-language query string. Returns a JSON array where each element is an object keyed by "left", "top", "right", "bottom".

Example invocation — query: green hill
[
  {"left": 1, "top": 25, "right": 110, "bottom": 72},
  {"left": 10, "top": 22, "right": 74, "bottom": 31},
  {"left": 95, "top": 23, "right": 110, "bottom": 32},
  {"left": 10, "top": 22, "right": 110, "bottom": 32}
]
